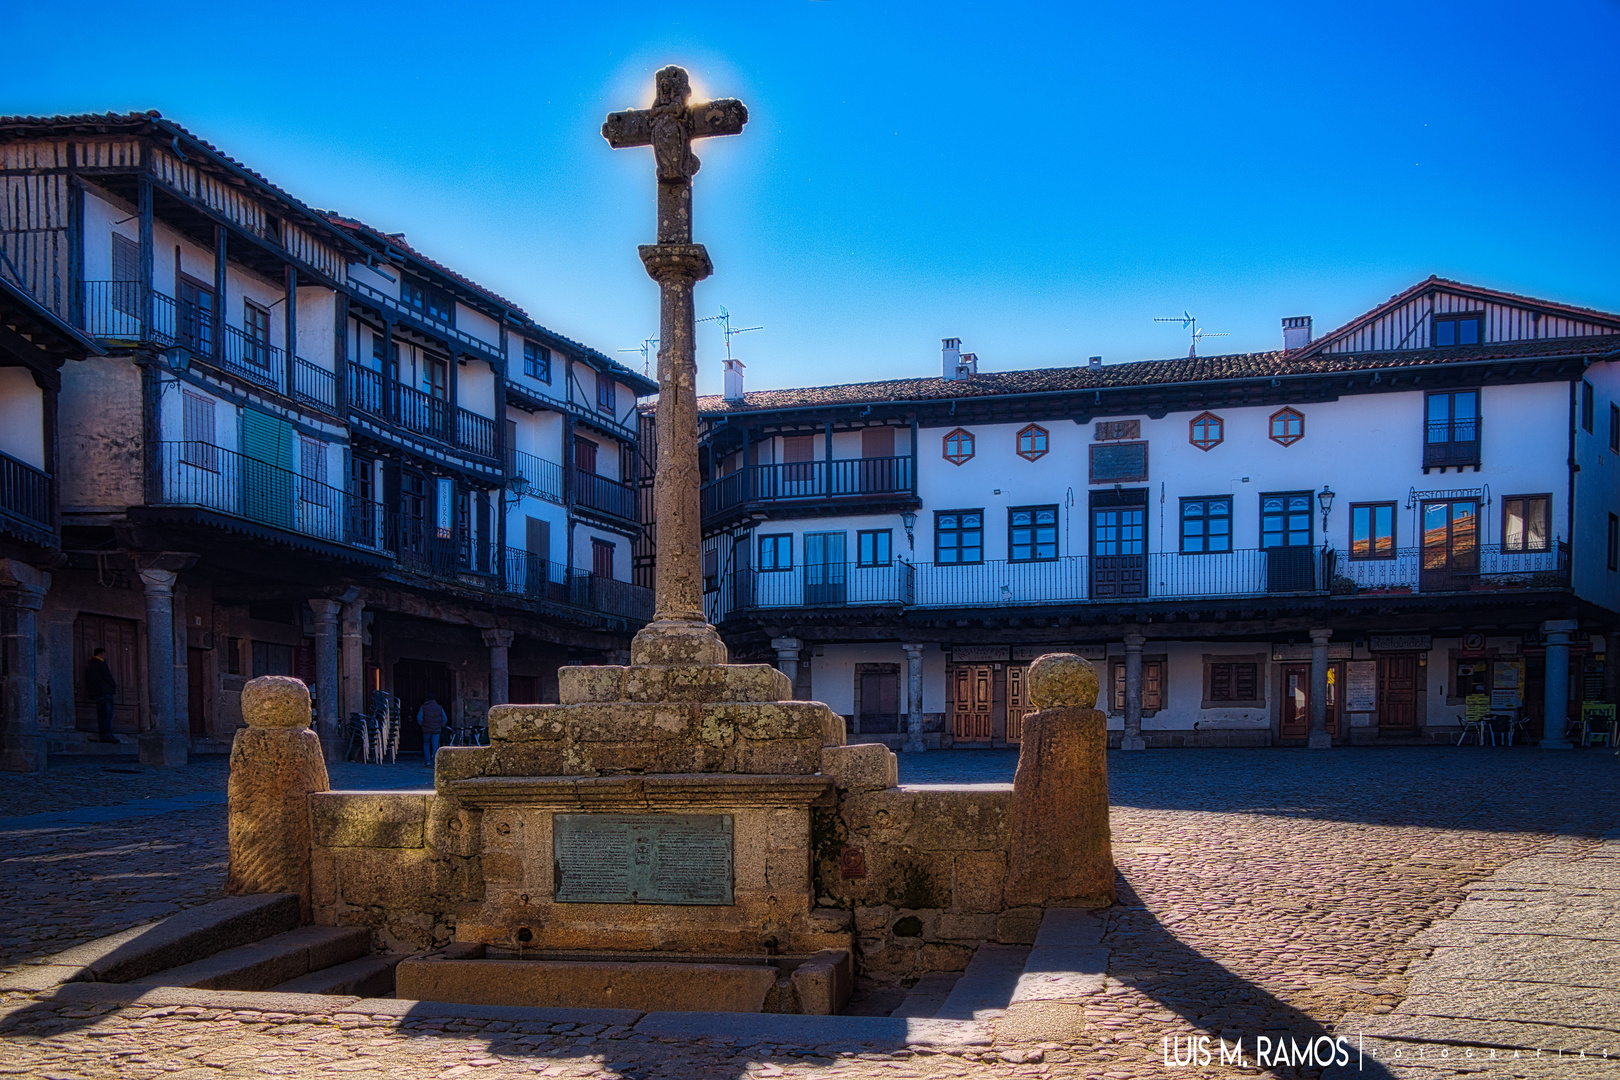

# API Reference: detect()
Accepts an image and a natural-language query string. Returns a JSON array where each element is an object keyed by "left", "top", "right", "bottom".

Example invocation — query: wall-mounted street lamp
[
  {"left": 1318, "top": 484, "right": 1336, "bottom": 537},
  {"left": 901, "top": 510, "right": 917, "bottom": 551}
]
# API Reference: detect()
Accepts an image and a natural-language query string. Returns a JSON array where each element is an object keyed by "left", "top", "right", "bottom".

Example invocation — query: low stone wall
[
  {"left": 308, "top": 791, "right": 482, "bottom": 953},
  {"left": 813, "top": 744, "right": 1029, "bottom": 985}
]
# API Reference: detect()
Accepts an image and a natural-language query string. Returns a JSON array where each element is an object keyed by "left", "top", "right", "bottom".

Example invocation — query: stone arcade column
[
  {"left": 771, "top": 637, "right": 802, "bottom": 695},
  {"left": 1540, "top": 618, "right": 1578, "bottom": 750},
  {"left": 309, "top": 599, "right": 342, "bottom": 761},
  {"left": 603, "top": 66, "right": 747, "bottom": 670},
  {"left": 902, "top": 643, "right": 927, "bottom": 753},
  {"left": 1308, "top": 627, "right": 1333, "bottom": 749},
  {"left": 484, "top": 629, "right": 514, "bottom": 707},
  {"left": 172, "top": 584, "right": 189, "bottom": 741},
  {"left": 339, "top": 595, "right": 365, "bottom": 722},
  {"left": 137, "top": 568, "right": 187, "bottom": 767},
  {"left": 0, "top": 561, "right": 49, "bottom": 772},
  {"left": 1121, "top": 631, "right": 1147, "bottom": 751}
]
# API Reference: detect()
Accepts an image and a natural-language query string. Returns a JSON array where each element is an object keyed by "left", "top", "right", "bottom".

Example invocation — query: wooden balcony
[{"left": 700, "top": 455, "right": 917, "bottom": 530}]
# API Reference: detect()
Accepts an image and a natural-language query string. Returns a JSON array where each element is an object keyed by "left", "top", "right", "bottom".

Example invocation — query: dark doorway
[
  {"left": 1278, "top": 662, "right": 1342, "bottom": 740},
  {"left": 804, "top": 531, "right": 848, "bottom": 605},
  {"left": 510, "top": 674, "right": 542, "bottom": 704},
  {"left": 1377, "top": 653, "right": 1420, "bottom": 731},
  {"left": 392, "top": 658, "right": 454, "bottom": 752},
  {"left": 187, "top": 648, "right": 208, "bottom": 738},
  {"left": 74, "top": 614, "right": 140, "bottom": 733},
  {"left": 857, "top": 669, "right": 900, "bottom": 733},
  {"left": 1419, "top": 498, "right": 1480, "bottom": 591}
]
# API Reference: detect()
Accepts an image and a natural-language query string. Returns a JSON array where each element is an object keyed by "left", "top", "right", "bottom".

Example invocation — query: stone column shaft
[
  {"left": 1308, "top": 627, "right": 1333, "bottom": 749},
  {"left": 902, "top": 643, "right": 926, "bottom": 753},
  {"left": 771, "top": 637, "right": 802, "bottom": 698},
  {"left": 310, "top": 599, "right": 342, "bottom": 761},
  {"left": 0, "top": 562, "right": 49, "bottom": 772},
  {"left": 137, "top": 568, "right": 186, "bottom": 766},
  {"left": 1121, "top": 632, "right": 1146, "bottom": 751},
  {"left": 1541, "top": 619, "right": 1577, "bottom": 749},
  {"left": 484, "top": 629, "right": 514, "bottom": 707},
  {"left": 172, "top": 583, "right": 189, "bottom": 739}
]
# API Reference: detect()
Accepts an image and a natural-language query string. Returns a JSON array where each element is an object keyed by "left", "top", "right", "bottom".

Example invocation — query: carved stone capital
[
  {"left": 483, "top": 629, "right": 515, "bottom": 650},
  {"left": 638, "top": 243, "right": 713, "bottom": 284}
]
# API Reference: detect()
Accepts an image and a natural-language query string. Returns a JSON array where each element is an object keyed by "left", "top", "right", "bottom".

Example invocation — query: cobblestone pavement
[{"left": 1, "top": 746, "right": 1617, "bottom": 1078}]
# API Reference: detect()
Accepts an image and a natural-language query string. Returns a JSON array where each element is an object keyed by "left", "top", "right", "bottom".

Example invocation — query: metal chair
[
  {"left": 1581, "top": 703, "right": 1616, "bottom": 748},
  {"left": 1457, "top": 712, "right": 1493, "bottom": 747}
]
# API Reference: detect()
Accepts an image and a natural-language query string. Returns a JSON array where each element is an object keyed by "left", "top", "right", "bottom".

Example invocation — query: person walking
[
  {"left": 85, "top": 647, "right": 119, "bottom": 743},
  {"left": 417, "top": 695, "right": 447, "bottom": 767}
]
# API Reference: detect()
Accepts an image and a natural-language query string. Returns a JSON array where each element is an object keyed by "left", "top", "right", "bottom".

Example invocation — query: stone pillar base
[
  {"left": 1308, "top": 732, "right": 1333, "bottom": 749},
  {"left": 1539, "top": 737, "right": 1574, "bottom": 750},
  {"left": 1119, "top": 736, "right": 1147, "bottom": 751},
  {"left": 631, "top": 619, "right": 728, "bottom": 667},
  {"left": 138, "top": 732, "right": 189, "bottom": 767},
  {"left": 0, "top": 732, "right": 45, "bottom": 772}
]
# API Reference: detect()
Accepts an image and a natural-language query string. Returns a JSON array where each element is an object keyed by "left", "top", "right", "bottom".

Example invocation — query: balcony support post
[
  {"left": 334, "top": 293, "right": 350, "bottom": 413},
  {"left": 381, "top": 317, "right": 394, "bottom": 422},
  {"left": 339, "top": 593, "right": 366, "bottom": 725},
  {"left": 213, "top": 225, "right": 227, "bottom": 365},
  {"left": 138, "top": 176, "right": 154, "bottom": 339},
  {"left": 0, "top": 561, "right": 49, "bottom": 772},
  {"left": 483, "top": 629, "right": 514, "bottom": 707},
  {"left": 1121, "top": 631, "right": 1146, "bottom": 751},
  {"left": 902, "top": 642, "right": 927, "bottom": 753},
  {"left": 1308, "top": 626, "right": 1333, "bottom": 749},
  {"left": 284, "top": 265, "right": 298, "bottom": 396},
  {"left": 1540, "top": 619, "right": 1578, "bottom": 749},
  {"left": 771, "top": 636, "right": 802, "bottom": 698},
  {"left": 136, "top": 568, "right": 186, "bottom": 767},
  {"left": 309, "top": 599, "right": 343, "bottom": 762}
]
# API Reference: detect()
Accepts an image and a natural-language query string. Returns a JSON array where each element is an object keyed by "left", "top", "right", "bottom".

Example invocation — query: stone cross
[{"left": 603, "top": 67, "right": 748, "bottom": 666}]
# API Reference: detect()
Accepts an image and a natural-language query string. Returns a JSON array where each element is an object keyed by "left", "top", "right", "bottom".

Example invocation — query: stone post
[
  {"left": 1540, "top": 619, "right": 1578, "bottom": 749},
  {"left": 137, "top": 568, "right": 187, "bottom": 767},
  {"left": 225, "top": 676, "right": 330, "bottom": 921},
  {"left": 43, "top": 607, "right": 76, "bottom": 733},
  {"left": 902, "top": 643, "right": 926, "bottom": 753},
  {"left": 339, "top": 595, "right": 365, "bottom": 722},
  {"left": 1006, "top": 653, "right": 1115, "bottom": 906},
  {"left": 484, "top": 628, "right": 514, "bottom": 707},
  {"left": 1308, "top": 627, "right": 1333, "bottom": 749},
  {"left": 771, "top": 637, "right": 802, "bottom": 697},
  {"left": 309, "top": 599, "right": 342, "bottom": 761},
  {"left": 1121, "top": 631, "right": 1146, "bottom": 751},
  {"left": 0, "top": 560, "right": 49, "bottom": 772},
  {"left": 172, "top": 583, "right": 189, "bottom": 741}
]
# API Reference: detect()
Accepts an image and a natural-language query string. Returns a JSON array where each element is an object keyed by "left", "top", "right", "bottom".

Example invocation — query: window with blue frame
[
  {"left": 759, "top": 533, "right": 792, "bottom": 571},
  {"left": 400, "top": 277, "right": 454, "bottom": 325},
  {"left": 1008, "top": 506, "right": 1058, "bottom": 561},
  {"left": 858, "top": 529, "right": 892, "bottom": 567},
  {"left": 598, "top": 373, "right": 616, "bottom": 412},
  {"left": 523, "top": 341, "right": 551, "bottom": 382},
  {"left": 1180, "top": 497, "right": 1232, "bottom": 553},
  {"left": 935, "top": 510, "right": 983, "bottom": 564}
]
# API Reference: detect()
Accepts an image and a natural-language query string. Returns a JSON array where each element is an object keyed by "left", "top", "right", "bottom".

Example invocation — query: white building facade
[{"left": 691, "top": 279, "right": 1620, "bottom": 749}]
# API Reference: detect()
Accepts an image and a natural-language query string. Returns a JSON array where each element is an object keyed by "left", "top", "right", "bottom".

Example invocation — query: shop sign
[
  {"left": 1370, "top": 634, "right": 1432, "bottom": 652},
  {"left": 952, "top": 646, "right": 1010, "bottom": 663}
]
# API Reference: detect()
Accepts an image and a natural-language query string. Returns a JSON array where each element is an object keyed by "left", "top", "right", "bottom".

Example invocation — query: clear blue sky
[{"left": 6, "top": 1, "right": 1618, "bottom": 395}]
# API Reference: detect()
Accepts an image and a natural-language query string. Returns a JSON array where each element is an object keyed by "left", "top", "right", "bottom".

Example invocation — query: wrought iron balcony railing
[
  {"left": 347, "top": 278, "right": 503, "bottom": 362},
  {"left": 574, "top": 468, "right": 637, "bottom": 522},
  {"left": 345, "top": 364, "right": 498, "bottom": 460},
  {"left": 507, "top": 450, "right": 564, "bottom": 504},
  {"left": 701, "top": 455, "right": 914, "bottom": 519}
]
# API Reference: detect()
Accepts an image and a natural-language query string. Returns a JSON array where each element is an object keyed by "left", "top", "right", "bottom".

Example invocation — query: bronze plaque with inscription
[{"left": 553, "top": 813, "right": 734, "bottom": 905}]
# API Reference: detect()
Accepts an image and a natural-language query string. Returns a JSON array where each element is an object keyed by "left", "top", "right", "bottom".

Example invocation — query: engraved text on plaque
[{"left": 553, "top": 813, "right": 734, "bottom": 905}]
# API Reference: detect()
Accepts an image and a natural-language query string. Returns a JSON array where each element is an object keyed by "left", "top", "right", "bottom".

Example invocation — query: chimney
[
  {"left": 942, "top": 337, "right": 962, "bottom": 380},
  {"left": 1088, "top": 355, "right": 1102, "bottom": 372},
  {"left": 1282, "top": 316, "right": 1312, "bottom": 352},
  {"left": 958, "top": 352, "right": 978, "bottom": 379},
  {"left": 723, "top": 358, "right": 745, "bottom": 402}
]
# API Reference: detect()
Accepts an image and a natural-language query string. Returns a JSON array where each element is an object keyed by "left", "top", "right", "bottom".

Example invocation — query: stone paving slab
[
  {"left": 1394, "top": 982, "right": 1620, "bottom": 1031},
  {"left": 935, "top": 943, "right": 1029, "bottom": 1020},
  {"left": 47, "top": 980, "right": 364, "bottom": 1014},
  {"left": 632, "top": 1010, "right": 995, "bottom": 1047},
  {"left": 355, "top": 996, "right": 644, "bottom": 1025}
]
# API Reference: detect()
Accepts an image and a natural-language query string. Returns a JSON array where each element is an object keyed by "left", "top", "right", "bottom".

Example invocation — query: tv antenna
[
  {"left": 1154, "top": 311, "right": 1229, "bottom": 358},
  {"left": 710, "top": 305, "right": 762, "bottom": 362},
  {"left": 619, "top": 335, "right": 659, "bottom": 377}
]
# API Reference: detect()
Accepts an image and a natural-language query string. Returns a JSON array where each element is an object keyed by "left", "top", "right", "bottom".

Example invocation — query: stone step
[
  {"left": 889, "top": 972, "right": 960, "bottom": 1018},
  {"left": 996, "top": 907, "right": 1109, "bottom": 1044},
  {"left": 272, "top": 954, "right": 407, "bottom": 997},
  {"left": 131, "top": 925, "right": 372, "bottom": 992},
  {"left": 4, "top": 893, "right": 302, "bottom": 991},
  {"left": 933, "top": 943, "right": 1031, "bottom": 1020}
]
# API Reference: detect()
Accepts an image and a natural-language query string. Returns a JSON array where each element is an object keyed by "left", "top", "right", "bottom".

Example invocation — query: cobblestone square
[{"left": 1, "top": 746, "right": 1616, "bottom": 1078}]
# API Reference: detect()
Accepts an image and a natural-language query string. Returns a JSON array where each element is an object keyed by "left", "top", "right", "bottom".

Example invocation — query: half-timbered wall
[
  {"left": 1318, "top": 288, "right": 1620, "bottom": 353},
  {"left": 0, "top": 142, "right": 71, "bottom": 316}
]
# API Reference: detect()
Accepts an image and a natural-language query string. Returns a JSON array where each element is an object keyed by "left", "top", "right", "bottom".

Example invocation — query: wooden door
[
  {"left": 74, "top": 614, "right": 141, "bottom": 732},
  {"left": 859, "top": 671, "right": 900, "bottom": 733},
  {"left": 1419, "top": 499, "right": 1480, "bottom": 592},
  {"left": 1378, "top": 654, "right": 1419, "bottom": 730},
  {"left": 524, "top": 516, "right": 551, "bottom": 597},
  {"left": 187, "top": 648, "right": 208, "bottom": 737},
  {"left": 804, "top": 531, "right": 847, "bottom": 605},
  {"left": 177, "top": 276, "right": 214, "bottom": 354},
  {"left": 1091, "top": 505, "right": 1146, "bottom": 598},
  {"left": 592, "top": 538, "right": 615, "bottom": 579},
  {"left": 952, "top": 664, "right": 993, "bottom": 742},
  {"left": 1006, "top": 663, "right": 1035, "bottom": 743},
  {"left": 1280, "top": 664, "right": 1310, "bottom": 739}
]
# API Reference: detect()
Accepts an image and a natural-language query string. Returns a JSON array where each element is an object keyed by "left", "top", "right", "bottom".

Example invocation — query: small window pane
[{"left": 1458, "top": 318, "right": 1478, "bottom": 345}]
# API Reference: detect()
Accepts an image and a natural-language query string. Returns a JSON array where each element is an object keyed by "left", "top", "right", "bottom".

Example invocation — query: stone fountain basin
[{"left": 394, "top": 946, "right": 851, "bottom": 1015}]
